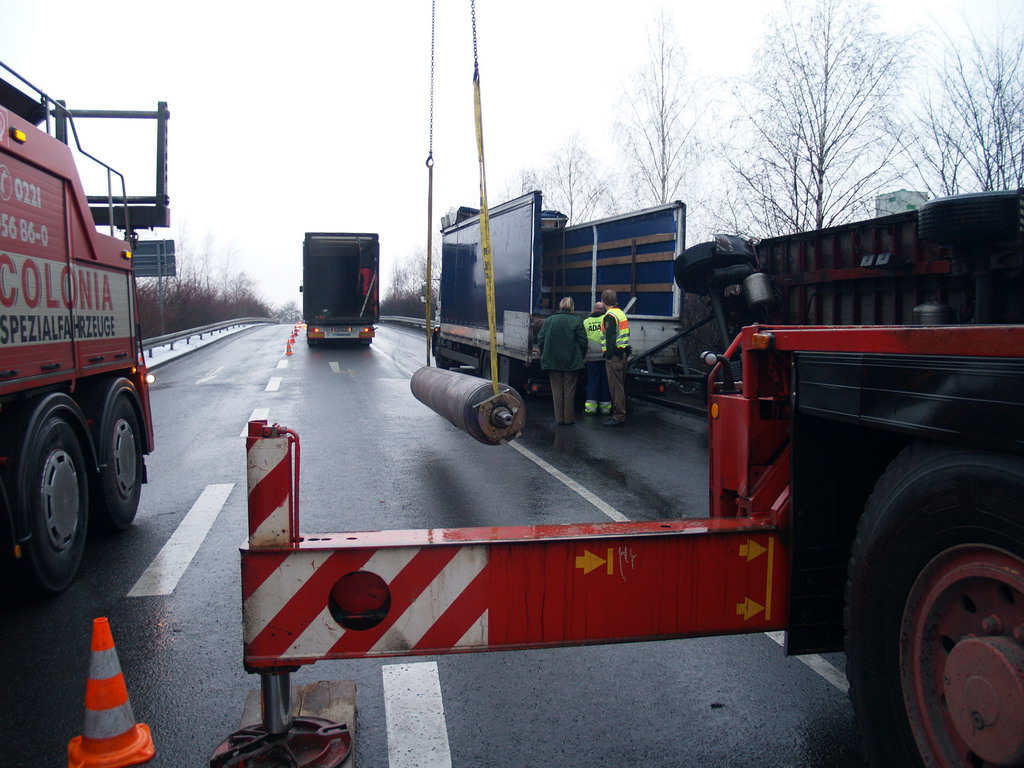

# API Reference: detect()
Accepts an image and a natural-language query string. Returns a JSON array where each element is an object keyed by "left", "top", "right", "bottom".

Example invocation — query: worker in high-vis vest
[
  {"left": 583, "top": 301, "right": 611, "bottom": 415},
  {"left": 600, "top": 289, "right": 630, "bottom": 427}
]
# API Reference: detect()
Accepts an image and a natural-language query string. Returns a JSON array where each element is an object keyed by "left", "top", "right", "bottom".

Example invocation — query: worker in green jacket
[{"left": 537, "top": 297, "right": 588, "bottom": 426}]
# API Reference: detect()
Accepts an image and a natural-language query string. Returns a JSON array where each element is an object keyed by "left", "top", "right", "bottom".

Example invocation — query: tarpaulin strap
[{"left": 471, "top": 1, "right": 499, "bottom": 395}]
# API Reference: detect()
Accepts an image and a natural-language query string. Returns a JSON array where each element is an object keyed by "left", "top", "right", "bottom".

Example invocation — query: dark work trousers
[
  {"left": 605, "top": 354, "right": 627, "bottom": 422},
  {"left": 548, "top": 369, "right": 579, "bottom": 424},
  {"left": 585, "top": 360, "right": 611, "bottom": 406}
]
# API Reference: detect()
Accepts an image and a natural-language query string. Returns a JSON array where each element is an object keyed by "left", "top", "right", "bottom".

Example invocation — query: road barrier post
[{"left": 209, "top": 422, "right": 351, "bottom": 767}]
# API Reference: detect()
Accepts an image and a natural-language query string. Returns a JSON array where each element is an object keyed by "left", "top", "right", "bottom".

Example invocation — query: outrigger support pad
[{"left": 208, "top": 672, "right": 352, "bottom": 767}]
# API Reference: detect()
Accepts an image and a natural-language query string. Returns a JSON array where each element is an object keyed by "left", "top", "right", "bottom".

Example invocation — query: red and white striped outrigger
[{"left": 225, "top": 419, "right": 790, "bottom": 763}]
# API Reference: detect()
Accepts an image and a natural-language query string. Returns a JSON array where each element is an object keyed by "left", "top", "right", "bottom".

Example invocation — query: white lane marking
[
  {"left": 240, "top": 408, "right": 271, "bottom": 437},
  {"left": 383, "top": 662, "right": 452, "bottom": 768},
  {"left": 508, "top": 441, "right": 628, "bottom": 522},
  {"left": 196, "top": 366, "right": 223, "bottom": 384},
  {"left": 765, "top": 631, "right": 849, "bottom": 693},
  {"left": 276, "top": 359, "right": 288, "bottom": 369},
  {"left": 266, "top": 376, "right": 282, "bottom": 392},
  {"left": 128, "top": 483, "right": 235, "bottom": 597},
  {"left": 329, "top": 361, "right": 341, "bottom": 374}
]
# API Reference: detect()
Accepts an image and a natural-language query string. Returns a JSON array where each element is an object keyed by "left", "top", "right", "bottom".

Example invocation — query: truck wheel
[
  {"left": 20, "top": 415, "right": 89, "bottom": 593},
  {"left": 674, "top": 236, "right": 757, "bottom": 295},
  {"left": 433, "top": 342, "right": 453, "bottom": 370},
  {"left": 918, "top": 190, "right": 1022, "bottom": 247},
  {"left": 845, "top": 442, "right": 1024, "bottom": 768},
  {"left": 95, "top": 395, "right": 143, "bottom": 531}
]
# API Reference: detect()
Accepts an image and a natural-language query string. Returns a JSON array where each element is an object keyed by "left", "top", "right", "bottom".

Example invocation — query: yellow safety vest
[
  {"left": 601, "top": 307, "right": 630, "bottom": 352},
  {"left": 583, "top": 315, "right": 605, "bottom": 345}
]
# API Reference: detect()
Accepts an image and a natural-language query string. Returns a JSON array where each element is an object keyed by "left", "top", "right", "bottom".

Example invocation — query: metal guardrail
[
  {"left": 142, "top": 317, "right": 275, "bottom": 356},
  {"left": 380, "top": 315, "right": 435, "bottom": 329}
]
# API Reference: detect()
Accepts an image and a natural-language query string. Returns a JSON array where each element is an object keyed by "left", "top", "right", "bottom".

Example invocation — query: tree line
[
  {"left": 135, "top": 231, "right": 276, "bottom": 338},
  {"left": 384, "top": 0, "right": 1023, "bottom": 313}
]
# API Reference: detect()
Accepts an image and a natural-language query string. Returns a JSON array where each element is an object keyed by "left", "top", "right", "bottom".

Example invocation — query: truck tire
[
  {"left": 432, "top": 332, "right": 453, "bottom": 369},
  {"left": 918, "top": 190, "right": 1022, "bottom": 247},
  {"left": 674, "top": 236, "right": 757, "bottom": 295},
  {"left": 20, "top": 414, "right": 90, "bottom": 593},
  {"left": 94, "top": 394, "right": 143, "bottom": 531},
  {"left": 845, "top": 441, "right": 1024, "bottom": 768}
]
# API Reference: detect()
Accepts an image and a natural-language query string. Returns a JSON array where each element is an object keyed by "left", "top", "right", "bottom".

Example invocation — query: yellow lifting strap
[{"left": 471, "top": 2, "right": 500, "bottom": 395}]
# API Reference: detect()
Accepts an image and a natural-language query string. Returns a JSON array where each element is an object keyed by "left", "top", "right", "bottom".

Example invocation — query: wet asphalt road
[{"left": 0, "top": 323, "right": 863, "bottom": 767}]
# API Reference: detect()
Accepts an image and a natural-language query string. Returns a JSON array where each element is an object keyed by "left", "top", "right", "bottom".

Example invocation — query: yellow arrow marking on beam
[
  {"left": 735, "top": 537, "right": 776, "bottom": 622},
  {"left": 736, "top": 597, "right": 765, "bottom": 621},
  {"left": 739, "top": 538, "right": 767, "bottom": 562},
  {"left": 575, "top": 549, "right": 614, "bottom": 576}
]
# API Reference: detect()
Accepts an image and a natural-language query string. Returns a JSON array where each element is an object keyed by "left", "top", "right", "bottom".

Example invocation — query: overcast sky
[{"left": 0, "top": 0, "right": 1015, "bottom": 308}]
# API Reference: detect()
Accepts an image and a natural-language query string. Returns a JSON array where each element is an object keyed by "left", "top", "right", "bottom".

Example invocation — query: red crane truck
[
  {"left": 686, "top": 189, "right": 1024, "bottom": 766},
  {"left": 0, "top": 64, "right": 165, "bottom": 593},
  {"left": 236, "top": 190, "right": 1023, "bottom": 768}
]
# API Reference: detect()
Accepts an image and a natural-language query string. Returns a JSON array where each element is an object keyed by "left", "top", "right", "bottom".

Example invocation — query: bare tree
[
  {"left": 911, "top": 16, "right": 1024, "bottom": 195},
  {"left": 615, "top": 10, "right": 701, "bottom": 210},
  {"left": 135, "top": 230, "right": 271, "bottom": 337},
  {"left": 538, "top": 133, "right": 614, "bottom": 224},
  {"left": 496, "top": 167, "right": 542, "bottom": 205},
  {"left": 274, "top": 301, "right": 301, "bottom": 323},
  {"left": 381, "top": 248, "right": 440, "bottom": 319},
  {"left": 725, "top": 0, "right": 911, "bottom": 236}
]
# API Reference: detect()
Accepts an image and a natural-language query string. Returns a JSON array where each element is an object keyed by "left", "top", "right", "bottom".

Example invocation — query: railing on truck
[{"left": 0, "top": 61, "right": 169, "bottom": 237}]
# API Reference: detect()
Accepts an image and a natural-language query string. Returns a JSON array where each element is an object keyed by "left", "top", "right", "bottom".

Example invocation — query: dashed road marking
[
  {"left": 329, "top": 361, "right": 341, "bottom": 374},
  {"left": 128, "top": 483, "right": 234, "bottom": 597},
  {"left": 383, "top": 662, "right": 452, "bottom": 768},
  {"left": 266, "top": 376, "right": 282, "bottom": 392},
  {"left": 196, "top": 366, "right": 223, "bottom": 385},
  {"left": 277, "top": 359, "right": 288, "bottom": 369},
  {"left": 241, "top": 408, "right": 271, "bottom": 437}
]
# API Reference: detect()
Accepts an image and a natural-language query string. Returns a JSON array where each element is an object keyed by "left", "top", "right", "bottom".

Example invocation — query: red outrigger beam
[{"left": 240, "top": 421, "right": 790, "bottom": 671}]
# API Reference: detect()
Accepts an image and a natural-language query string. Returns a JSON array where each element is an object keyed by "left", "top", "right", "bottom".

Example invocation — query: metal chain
[
  {"left": 471, "top": 0, "right": 479, "bottom": 72},
  {"left": 424, "top": 0, "right": 437, "bottom": 366},
  {"left": 427, "top": 0, "right": 435, "bottom": 164}
]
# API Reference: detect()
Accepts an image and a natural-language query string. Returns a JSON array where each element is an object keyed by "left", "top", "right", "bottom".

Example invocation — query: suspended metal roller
[{"left": 410, "top": 366, "right": 526, "bottom": 445}]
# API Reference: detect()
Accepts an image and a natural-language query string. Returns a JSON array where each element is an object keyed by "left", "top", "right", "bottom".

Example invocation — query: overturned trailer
[
  {"left": 632, "top": 190, "right": 1024, "bottom": 388},
  {"left": 434, "top": 191, "right": 686, "bottom": 391}
]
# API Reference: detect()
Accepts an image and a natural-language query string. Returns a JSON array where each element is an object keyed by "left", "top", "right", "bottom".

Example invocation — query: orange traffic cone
[
  {"left": 68, "top": 617, "right": 154, "bottom": 768},
  {"left": 285, "top": 341, "right": 294, "bottom": 356}
]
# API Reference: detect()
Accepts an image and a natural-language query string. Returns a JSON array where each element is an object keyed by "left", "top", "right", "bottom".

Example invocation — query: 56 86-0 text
[{"left": 0, "top": 213, "right": 48, "bottom": 247}]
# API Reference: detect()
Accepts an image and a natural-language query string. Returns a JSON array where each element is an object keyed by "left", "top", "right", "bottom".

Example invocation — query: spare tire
[{"left": 918, "top": 189, "right": 1022, "bottom": 247}]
